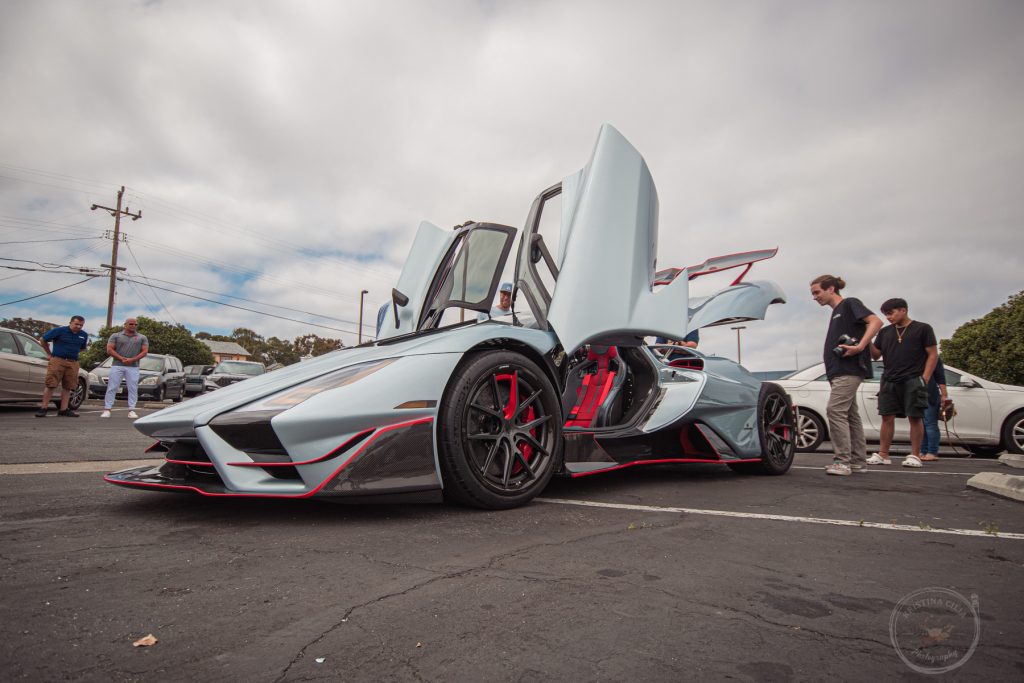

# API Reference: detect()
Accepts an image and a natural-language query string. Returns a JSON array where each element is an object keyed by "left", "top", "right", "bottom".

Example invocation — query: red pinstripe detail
[
  {"left": 109, "top": 417, "right": 434, "bottom": 498},
  {"left": 165, "top": 458, "right": 214, "bottom": 467}
]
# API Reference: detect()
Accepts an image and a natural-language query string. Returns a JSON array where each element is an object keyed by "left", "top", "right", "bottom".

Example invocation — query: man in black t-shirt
[
  {"left": 870, "top": 298, "right": 938, "bottom": 468},
  {"left": 811, "top": 275, "right": 882, "bottom": 477}
]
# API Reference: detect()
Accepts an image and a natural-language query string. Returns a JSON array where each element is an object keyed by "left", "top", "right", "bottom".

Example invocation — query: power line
[
  {"left": 0, "top": 236, "right": 103, "bottom": 245},
  {"left": 0, "top": 276, "right": 99, "bottom": 306},
  {"left": 121, "top": 272, "right": 361, "bottom": 326},
  {"left": 120, "top": 277, "right": 358, "bottom": 335}
]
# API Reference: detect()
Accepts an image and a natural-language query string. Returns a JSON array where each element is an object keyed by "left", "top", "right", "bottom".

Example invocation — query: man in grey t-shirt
[{"left": 101, "top": 318, "right": 149, "bottom": 418}]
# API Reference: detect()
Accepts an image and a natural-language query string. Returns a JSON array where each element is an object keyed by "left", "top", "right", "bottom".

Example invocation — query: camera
[{"left": 832, "top": 334, "right": 858, "bottom": 357}]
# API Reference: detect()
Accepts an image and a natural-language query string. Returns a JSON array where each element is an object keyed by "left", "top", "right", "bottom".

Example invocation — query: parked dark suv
[
  {"left": 88, "top": 353, "right": 186, "bottom": 402},
  {"left": 183, "top": 364, "right": 214, "bottom": 396}
]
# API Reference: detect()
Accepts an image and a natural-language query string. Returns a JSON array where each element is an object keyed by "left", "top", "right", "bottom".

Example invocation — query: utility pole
[
  {"left": 730, "top": 325, "right": 747, "bottom": 365},
  {"left": 92, "top": 186, "right": 141, "bottom": 328}
]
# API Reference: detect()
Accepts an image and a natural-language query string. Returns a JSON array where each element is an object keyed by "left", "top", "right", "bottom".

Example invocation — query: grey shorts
[{"left": 878, "top": 377, "right": 928, "bottom": 419}]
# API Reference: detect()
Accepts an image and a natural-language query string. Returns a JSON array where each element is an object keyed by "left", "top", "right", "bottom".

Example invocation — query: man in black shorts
[{"left": 870, "top": 298, "right": 938, "bottom": 468}]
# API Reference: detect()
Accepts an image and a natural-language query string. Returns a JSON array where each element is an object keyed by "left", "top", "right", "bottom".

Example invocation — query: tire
[
  {"left": 1001, "top": 411, "right": 1024, "bottom": 455},
  {"left": 965, "top": 444, "right": 1003, "bottom": 458},
  {"left": 730, "top": 383, "right": 796, "bottom": 475},
  {"left": 152, "top": 386, "right": 163, "bottom": 402},
  {"left": 438, "top": 350, "right": 562, "bottom": 509},
  {"left": 60, "top": 378, "right": 88, "bottom": 411},
  {"left": 793, "top": 408, "right": 826, "bottom": 452},
  {"left": 172, "top": 386, "right": 183, "bottom": 403}
]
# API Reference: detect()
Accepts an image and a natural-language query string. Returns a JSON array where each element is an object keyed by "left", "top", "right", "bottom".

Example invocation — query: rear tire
[
  {"left": 1002, "top": 411, "right": 1024, "bottom": 455},
  {"left": 438, "top": 351, "right": 562, "bottom": 509},
  {"left": 731, "top": 383, "right": 796, "bottom": 475}
]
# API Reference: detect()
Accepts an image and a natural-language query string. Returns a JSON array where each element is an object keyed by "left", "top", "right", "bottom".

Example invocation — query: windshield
[
  {"left": 100, "top": 355, "right": 165, "bottom": 372},
  {"left": 215, "top": 361, "right": 265, "bottom": 376}
]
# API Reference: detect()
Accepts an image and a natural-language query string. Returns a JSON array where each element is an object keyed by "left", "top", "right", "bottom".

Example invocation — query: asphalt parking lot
[{"left": 2, "top": 400, "right": 1022, "bottom": 681}]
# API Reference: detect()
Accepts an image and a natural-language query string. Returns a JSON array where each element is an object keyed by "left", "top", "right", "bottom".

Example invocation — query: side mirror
[
  {"left": 957, "top": 379, "right": 980, "bottom": 389},
  {"left": 202, "top": 366, "right": 215, "bottom": 375},
  {"left": 392, "top": 288, "right": 409, "bottom": 328}
]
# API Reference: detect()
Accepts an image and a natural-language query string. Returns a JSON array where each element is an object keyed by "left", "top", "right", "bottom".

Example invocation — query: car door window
[
  {"left": 0, "top": 331, "right": 18, "bottom": 355},
  {"left": 20, "top": 336, "right": 49, "bottom": 360}
]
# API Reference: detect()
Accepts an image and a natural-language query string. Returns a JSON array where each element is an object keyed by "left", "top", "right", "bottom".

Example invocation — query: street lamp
[
  {"left": 358, "top": 290, "right": 369, "bottom": 345},
  {"left": 730, "top": 325, "right": 747, "bottom": 365}
]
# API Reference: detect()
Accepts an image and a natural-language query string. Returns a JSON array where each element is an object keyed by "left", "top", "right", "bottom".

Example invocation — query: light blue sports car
[{"left": 106, "top": 125, "right": 793, "bottom": 509}]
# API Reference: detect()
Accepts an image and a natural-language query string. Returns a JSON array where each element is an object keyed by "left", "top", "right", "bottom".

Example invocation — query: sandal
[{"left": 920, "top": 454, "right": 940, "bottom": 461}]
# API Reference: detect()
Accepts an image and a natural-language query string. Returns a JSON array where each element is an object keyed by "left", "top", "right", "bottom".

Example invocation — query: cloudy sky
[{"left": 2, "top": 0, "right": 1021, "bottom": 371}]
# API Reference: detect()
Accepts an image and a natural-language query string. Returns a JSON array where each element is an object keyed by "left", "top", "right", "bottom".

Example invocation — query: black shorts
[{"left": 877, "top": 377, "right": 928, "bottom": 418}]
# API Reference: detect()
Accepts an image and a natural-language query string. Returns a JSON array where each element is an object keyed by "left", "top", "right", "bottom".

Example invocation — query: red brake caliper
[{"left": 496, "top": 372, "right": 534, "bottom": 473}]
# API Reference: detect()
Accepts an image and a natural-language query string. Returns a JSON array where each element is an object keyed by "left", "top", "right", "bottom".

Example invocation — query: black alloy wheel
[
  {"left": 438, "top": 351, "right": 562, "bottom": 509},
  {"left": 731, "top": 383, "right": 796, "bottom": 475}
]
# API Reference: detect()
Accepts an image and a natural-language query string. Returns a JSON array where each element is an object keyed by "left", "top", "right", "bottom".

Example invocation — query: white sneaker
[
  {"left": 100, "top": 410, "right": 111, "bottom": 418},
  {"left": 866, "top": 453, "right": 891, "bottom": 465},
  {"left": 902, "top": 454, "right": 924, "bottom": 468},
  {"left": 128, "top": 410, "right": 139, "bottom": 419}
]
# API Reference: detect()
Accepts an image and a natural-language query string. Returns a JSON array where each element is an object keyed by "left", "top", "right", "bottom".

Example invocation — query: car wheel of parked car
[
  {"left": 152, "top": 386, "right": 163, "bottom": 402},
  {"left": 965, "top": 444, "right": 1003, "bottom": 458},
  {"left": 65, "top": 378, "right": 87, "bottom": 411},
  {"left": 1002, "top": 410, "right": 1024, "bottom": 455},
  {"left": 793, "top": 408, "right": 826, "bottom": 452},
  {"left": 172, "top": 388, "right": 183, "bottom": 403},
  {"left": 438, "top": 350, "right": 562, "bottom": 509},
  {"left": 731, "top": 383, "right": 796, "bottom": 475}
]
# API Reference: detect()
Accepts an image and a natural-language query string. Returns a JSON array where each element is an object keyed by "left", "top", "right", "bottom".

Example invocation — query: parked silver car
[
  {"left": 0, "top": 326, "right": 89, "bottom": 410},
  {"left": 776, "top": 361, "right": 1024, "bottom": 456}
]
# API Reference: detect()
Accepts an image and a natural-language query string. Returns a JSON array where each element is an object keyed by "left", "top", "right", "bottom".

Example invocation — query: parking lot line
[{"left": 537, "top": 497, "right": 1024, "bottom": 541}]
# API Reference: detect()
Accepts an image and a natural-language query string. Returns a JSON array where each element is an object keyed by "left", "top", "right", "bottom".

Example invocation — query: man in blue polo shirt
[{"left": 37, "top": 315, "right": 90, "bottom": 417}]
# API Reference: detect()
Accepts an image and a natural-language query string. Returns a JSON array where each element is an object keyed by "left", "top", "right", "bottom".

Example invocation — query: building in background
[{"left": 200, "top": 339, "right": 251, "bottom": 363}]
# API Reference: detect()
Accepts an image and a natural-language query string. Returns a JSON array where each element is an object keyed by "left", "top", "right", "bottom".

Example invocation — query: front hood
[{"left": 134, "top": 323, "right": 557, "bottom": 438}]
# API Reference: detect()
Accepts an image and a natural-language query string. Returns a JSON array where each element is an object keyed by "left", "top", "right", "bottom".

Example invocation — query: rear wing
[{"left": 654, "top": 248, "right": 778, "bottom": 287}]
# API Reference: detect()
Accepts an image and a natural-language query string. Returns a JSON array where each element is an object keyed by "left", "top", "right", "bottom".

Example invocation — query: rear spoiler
[{"left": 654, "top": 248, "right": 778, "bottom": 287}]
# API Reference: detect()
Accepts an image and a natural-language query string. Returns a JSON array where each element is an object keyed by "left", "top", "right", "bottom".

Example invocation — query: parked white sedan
[{"left": 776, "top": 361, "right": 1024, "bottom": 457}]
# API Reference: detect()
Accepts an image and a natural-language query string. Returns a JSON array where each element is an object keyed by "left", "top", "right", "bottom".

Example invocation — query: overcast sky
[{"left": 2, "top": 0, "right": 1021, "bottom": 370}]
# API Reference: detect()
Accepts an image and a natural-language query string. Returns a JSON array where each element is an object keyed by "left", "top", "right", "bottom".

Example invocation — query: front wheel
[
  {"left": 152, "top": 386, "right": 163, "bottom": 402},
  {"left": 438, "top": 351, "right": 562, "bottom": 509},
  {"left": 65, "top": 378, "right": 87, "bottom": 410},
  {"left": 1002, "top": 411, "right": 1024, "bottom": 455}
]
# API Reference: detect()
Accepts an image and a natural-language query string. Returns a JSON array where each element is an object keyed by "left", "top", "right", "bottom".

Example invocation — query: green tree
[
  {"left": 79, "top": 316, "right": 215, "bottom": 369},
  {"left": 293, "top": 333, "right": 343, "bottom": 358},
  {"left": 263, "top": 336, "right": 301, "bottom": 366},
  {"left": 0, "top": 317, "right": 59, "bottom": 337},
  {"left": 941, "top": 290, "right": 1024, "bottom": 385}
]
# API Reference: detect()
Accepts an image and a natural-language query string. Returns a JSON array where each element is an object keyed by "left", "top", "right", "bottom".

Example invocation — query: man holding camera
[
  {"left": 811, "top": 275, "right": 882, "bottom": 476},
  {"left": 869, "top": 298, "right": 938, "bottom": 468}
]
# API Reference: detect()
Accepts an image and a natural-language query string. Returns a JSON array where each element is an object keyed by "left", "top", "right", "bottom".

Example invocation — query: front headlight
[
  {"left": 139, "top": 376, "right": 159, "bottom": 386},
  {"left": 88, "top": 373, "right": 98, "bottom": 383},
  {"left": 234, "top": 358, "right": 396, "bottom": 415}
]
